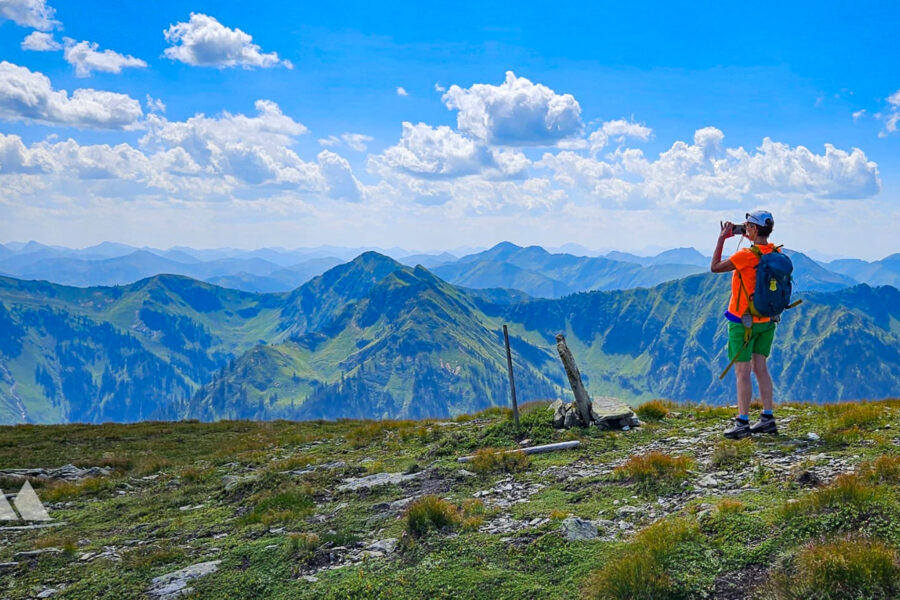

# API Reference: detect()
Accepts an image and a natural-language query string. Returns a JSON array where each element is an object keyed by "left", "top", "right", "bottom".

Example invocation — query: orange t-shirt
[{"left": 727, "top": 244, "right": 776, "bottom": 323}]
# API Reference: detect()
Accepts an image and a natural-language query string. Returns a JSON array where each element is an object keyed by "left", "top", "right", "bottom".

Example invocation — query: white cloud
[
  {"left": 63, "top": 39, "right": 147, "bottom": 77},
  {"left": 318, "top": 136, "right": 340, "bottom": 147},
  {"left": 145, "top": 95, "right": 166, "bottom": 113},
  {"left": 852, "top": 109, "right": 866, "bottom": 123},
  {"left": 163, "top": 13, "right": 291, "bottom": 69},
  {"left": 341, "top": 133, "right": 373, "bottom": 152},
  {"left": 441, "top": 71, "right": 582, "bottom": 146},
  {"left": 140, "top": 100, "right": 314, "bottom": 186},
  {"left": 876, "top": 89, "right": 900, "bottom": 138},
  {"left": 538, "top": 127, "right": 880, "bottom": 207},
  {"left": 0, "top": 0, "right": 58, "bottom": 30},
  {"left": 0, "top": 61, "right": 143, "bottom": 129},
  {"left": 588, "top": 119, "right": 653, "bottom": 156},
  {"left": 434, "top": 83, "right": 446, "bottom": 93},
  {"left": 371, "top": 122, "right": 529, "bottom": 180},
  {"left": 396, "top": 86, "right": 408, "bottom": 97},
  {"left": 21, "top": 31, "right": 60, "bottom": 51},
  {"left": 318, "top": 150, "right": 363, "bottom": 202}
]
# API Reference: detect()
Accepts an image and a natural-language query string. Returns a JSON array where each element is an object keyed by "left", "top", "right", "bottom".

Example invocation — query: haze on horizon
[{"left": 1, "top": 0, "right": 898, "bottom": 261}]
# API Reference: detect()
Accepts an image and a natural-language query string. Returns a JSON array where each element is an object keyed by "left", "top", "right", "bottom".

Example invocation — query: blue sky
[{"left": 1, "top": 0, "right": 898, "bottom": 259}]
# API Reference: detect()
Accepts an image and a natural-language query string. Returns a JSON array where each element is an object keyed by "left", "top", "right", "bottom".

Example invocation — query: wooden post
[
  {"left": 555, "top": 333, "right": 593, "bottom": 426},
  {"left": 503, "top": 325, "right": 520, "bottom": 436}
]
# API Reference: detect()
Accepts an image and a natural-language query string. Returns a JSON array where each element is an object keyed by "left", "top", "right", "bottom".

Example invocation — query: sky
[{"left": 1, "top": 0, "right": 899, "bottom": 260}]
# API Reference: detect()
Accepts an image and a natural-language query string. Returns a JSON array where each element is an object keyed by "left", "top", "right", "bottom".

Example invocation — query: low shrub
[
  {"left": 469, "top": 448, "right": 531, "bottom": 475},
  {"left": 635, "top": 399, "right": 672, "bottom": 421},
  {"left": 613, "top": 452, "right": 693, "bottom": 493},
  {"left": 710, "top": 438, "right": 755, "bottom": 469},
  {"left": 770, "top": 537, "right": 900, "bottom": 600},
  {"left": 583, "top": 518, "right": 702, "bottom": 600}
]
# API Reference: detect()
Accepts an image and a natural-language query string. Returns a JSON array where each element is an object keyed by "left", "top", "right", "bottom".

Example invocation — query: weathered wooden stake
[
  {"left": 555, "top": 333, "right": 593, "bottom": 426},
  {"left": 503, "top": 325, "right": 520, "bottom": 435}
]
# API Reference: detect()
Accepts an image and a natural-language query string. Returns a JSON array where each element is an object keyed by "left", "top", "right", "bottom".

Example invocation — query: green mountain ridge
[{"left": 3, "top": 253, "right": 900, "bottom": 424}]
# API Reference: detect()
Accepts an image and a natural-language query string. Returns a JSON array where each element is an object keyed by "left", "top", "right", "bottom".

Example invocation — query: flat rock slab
[
  {"left": 336, "top": 471, "right": 424, "bottom": 492},
  {"left": 589, "top": 397, "right": 634, "bottom": 422},
  {"left": 147, "top": 560, "right": 221, "bottom": 599}
]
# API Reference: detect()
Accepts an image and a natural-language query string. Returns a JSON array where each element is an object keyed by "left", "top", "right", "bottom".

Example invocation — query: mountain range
[
  {"left": 2, "top": 251, "right": 900, "bottom": 425},
  {"left": 1, "top": 240, "right": 885, "bottom": 297}
]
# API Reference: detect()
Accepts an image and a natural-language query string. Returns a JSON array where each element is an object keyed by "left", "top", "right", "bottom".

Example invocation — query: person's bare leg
[
  {"left": 735, "top": 361, "right": 752, "bottom": 416},
  {"left": 752, "top": 354, "right": 774, "bottom": 411}
]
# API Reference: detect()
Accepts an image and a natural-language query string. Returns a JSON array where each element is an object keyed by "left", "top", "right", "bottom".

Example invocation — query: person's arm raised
[{"left": 711, "top": 222, "right": 737, "bottom": 273}]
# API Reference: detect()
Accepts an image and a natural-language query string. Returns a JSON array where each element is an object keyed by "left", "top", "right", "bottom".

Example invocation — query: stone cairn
[{"left": 551, "top": 333, "right": 639, "bottom": 430}]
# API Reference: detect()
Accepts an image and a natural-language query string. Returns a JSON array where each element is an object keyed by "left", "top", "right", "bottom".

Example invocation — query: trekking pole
[{"left": 719, "top": 335, "right": 754, "bottom": 380}]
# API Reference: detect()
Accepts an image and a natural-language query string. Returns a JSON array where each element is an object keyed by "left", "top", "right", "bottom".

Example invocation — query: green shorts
[{"left": 728, "top": 321, "right": 776, "bottom": 362}]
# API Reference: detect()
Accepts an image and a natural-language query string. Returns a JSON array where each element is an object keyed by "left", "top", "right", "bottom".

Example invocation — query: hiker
[{"left": 710, "top": 210, "right": 779, "bottom": 439}]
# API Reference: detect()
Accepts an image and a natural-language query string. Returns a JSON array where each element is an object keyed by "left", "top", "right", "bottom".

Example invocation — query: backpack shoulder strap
[{"left": 749, "top": 245, "right": 762, "bottom": 258}]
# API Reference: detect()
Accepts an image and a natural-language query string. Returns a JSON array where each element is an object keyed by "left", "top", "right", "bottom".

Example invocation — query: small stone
[
  {"left": 806, "top": 432, "right": 820, "bottom": 441},
  {"left": 621, "top": 425, "right": 631, "bottom": 431},
  {"left": 14, "top": 548, "right": 62, "bottom": 559},
  {"left": 147, "top": 560, "right": 221, "bottom": 599},
  {"left": 560, "top": 517, "right": 597, "bottom": 541},
  {"left": 37, "top": 588, "right": 59, "bottom": 598},
  {"left": 367, "top": 538, "right": 398, "bottom": 554},
  {"left": 697, "top": 475, "right": 719, "bottom": 488},
  {"left": 302, "top": 575, "right": 318, "bottom": 583}
]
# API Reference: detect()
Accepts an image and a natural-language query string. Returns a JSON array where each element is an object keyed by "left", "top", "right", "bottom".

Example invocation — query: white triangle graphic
[
  {"left": 13, "top": 481, "right": 51, "bottom": 521},
  {"left": 0, "top": 490, "right": 19, "bottom": 520}
]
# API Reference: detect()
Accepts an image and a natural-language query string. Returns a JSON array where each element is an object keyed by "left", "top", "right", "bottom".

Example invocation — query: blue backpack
[{"left": 746, "top": 245, "right": 799, "bottom": 319}]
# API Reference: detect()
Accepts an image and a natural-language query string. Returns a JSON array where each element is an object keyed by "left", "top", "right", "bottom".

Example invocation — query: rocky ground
[{"left": 0, "top": 400, "right": 898, "bottom": 599}]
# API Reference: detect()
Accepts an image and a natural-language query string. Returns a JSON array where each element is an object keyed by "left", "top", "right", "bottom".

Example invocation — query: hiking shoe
[
  {"left": 724, "top": 418, "right": 751, "bottom": 439},
  {"left": 749, "top": 414, "right": 777, "bottom": 435}
]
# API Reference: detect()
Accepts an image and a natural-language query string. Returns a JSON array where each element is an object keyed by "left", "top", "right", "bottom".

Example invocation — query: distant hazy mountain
[
  {"left": 434, "top": 242, "right": 707, "bottom": 297},
  {"left": 3, "top": 253, "right": 900, "bottom": 424},
  {"left": 606, "top": 247, "right": 710, "bottom": 267},
  {"left": 205, "top": 257, "right": 344, "bottom": 293},
  {"left": 396, "top": 252, "right": 459, "bottom": 268},
  {"left": 826, "top": 254, "right": 900, "bottom": 288}
]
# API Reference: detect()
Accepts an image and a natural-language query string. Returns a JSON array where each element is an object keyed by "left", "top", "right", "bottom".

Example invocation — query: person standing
[{"left": 710, "top": 210, "right": 779, "bottom": 439}]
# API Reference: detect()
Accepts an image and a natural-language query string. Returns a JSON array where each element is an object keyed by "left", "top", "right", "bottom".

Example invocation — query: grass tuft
[
  {"left": 635, "top": 399, "right": 672, "bottom": 421},
  {"left": 469, "top": 448, "right": 531, "bottom": 476},
  {"left": 710, "top": 438, "right": 755, "bottom": 469},
  {"left": 771, "top": 537, "right": 900, "bottom": 600},
  {"left": 405, "top": 495, "right": 460, "bottom": 537},
  {"left": 613, "top": 451, "right": 693, "bottom": 494},
  {"left": 583, "top": 518, "right": 701, "bottom": 600}
]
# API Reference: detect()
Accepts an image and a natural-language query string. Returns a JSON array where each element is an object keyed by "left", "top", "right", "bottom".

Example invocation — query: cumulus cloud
[
  {"left": 140, "top": 100, "right": 315, "bottom": 186},
  {"left": 538, "top": 126, "right": 880, "bottom": 206},
  {"left": 371, "top": 122, "right": 529, "bottom": 180},
  {"left": 62, "top": 39, "right": 147, "bottom": 77},
  {"left": 0, "top": 61, "right": 143, "bottom": 129},
  {"left": 441, "top": 71, "right": 582, "bottom": 146},
  {"left": 0, "top": 0, "right": 58, "bottom": 30},
  {"left": 588, "top": 119, "right": 652, "bottom": 155},
  {"left": 341, "top": 133, "right": 373, "bottom": 152},
  {"left": 163, "top": 13, "right": 292, "bottom": 69},
  {"left": 396, "top": 86, "right": 408, "bottom": 97},
  {"left": 318, "top": 150, "right": 363, "bottom": 202},
  {"left": 21, "top": 31, "right": 60, "bottom": 51},
  {"left": 876, "top": 89, "right": 900, "bottom": 138}
]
